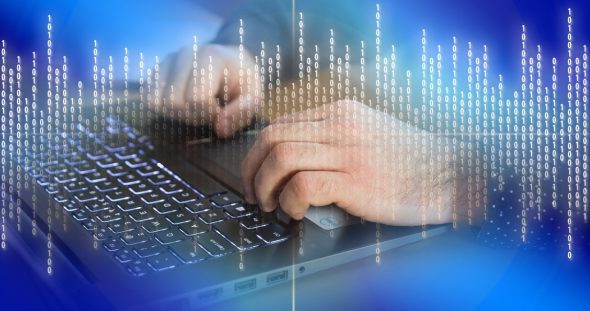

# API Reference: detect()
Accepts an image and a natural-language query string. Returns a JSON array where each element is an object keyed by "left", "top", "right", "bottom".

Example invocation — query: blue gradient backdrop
[{"left": 1, "top": 0, "right": 589, "bottom": 310}]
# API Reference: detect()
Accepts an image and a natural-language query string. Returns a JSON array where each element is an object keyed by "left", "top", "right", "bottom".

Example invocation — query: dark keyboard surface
[{"left": 16, "top": 118, "right": 291, "bottom": 277}]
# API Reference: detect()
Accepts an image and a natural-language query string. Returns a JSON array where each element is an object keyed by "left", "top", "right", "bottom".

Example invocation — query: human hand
[
  {"left": 154, "top": 44, "right": 260, "bottom": 138},
  {"left": 240, "top": 101, "right": 461, "bottom": 226}
]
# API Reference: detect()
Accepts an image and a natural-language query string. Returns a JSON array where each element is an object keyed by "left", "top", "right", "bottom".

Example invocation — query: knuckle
[
  {"left": 269, "top": 143, "right": 294, "bottom": 169},
  {"left": 291, "top": 173, "right": 311, "bottom": 199},
  {"left": 316, "top": 176, "right": 331, "bottom": 196},
  {"left": 259, "top": 126, "right": 275, "bottom": 147}
]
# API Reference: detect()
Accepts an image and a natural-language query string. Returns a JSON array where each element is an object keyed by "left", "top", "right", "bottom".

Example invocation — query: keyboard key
[
  {"left": 172, "top": 191, "right": 199, "bottom": 204},
  {"left": 137, "top": 165, "right": 159, "bottom": 177},
  {"left": 140, "top": 192, "right": 166, "bottom": 204},
  {"left": 199, "top": 210, "right": 226, "bottom": 224},
  {"left": 133, "top": 241, "right": 164, "bottom": 258},
  {"left": 147, "top": 173, "right": 171, "bottom": 186},
  {"left": 129, "top": 209, "right": 155, "bottom": 223},
  {"left": 185, "top": 199, "right": 212, "bottom": 214},
  {"left": 154, "top": 228, "right": 184, "bottom": 245},
  {"left": 91, "top": 227, "right": 111, "bottom": 241},
  {"left": 159, "top": 182, "right": 184, "bottom": 194},
  {"left": 56, "top": 149, "right": 78, "bottom": 159},
  {"left": 45, "top": 163, "right": 68, "bottom": 175},
  {"left": 117, "top": 199, "right": 143, "bottom": 212},
  {"left": 28, "top": 167, "right": 43, "bottom": 178},
  {"left": 97, "top": 209, "right": 123, "bottom": 223},
  {"left": 169, "top": 240, "right": 210, "bottom": 264},
  {"left": 73, "top": 163, "right": 97, "bottom": 175},
  {"left": 129, "top": 182, "right": 152, "bottom": 195},
  {"left": 64, "top": 180, "right": 90, "bottom": 193},
  {"left": 225, "top": 205, "right": 255, "bottom": 219},
  {"left": 126, "top": 259, "right": 149, "bottom": 277},
  {"left": 64, "top": 154, "right": 86, "bottom": 166},
  {"left": 255, "top": 223, "right": 291, "bottom": 244},
  {"left": 106, "top": 190, "right": 131, "bottom": 202},
  {"left": 54, "top": 171, "right": 77, "bottom": 184},
  {"left": 210, "top": 193, "right": 241, "bottom": 207},
  {"left": 106, "top": 165, "right": 128, "bottom": 177},
  {"left": 75, "top": 190, "right": 99, "bottom": 203},
  {"left": 97, "top": 156, "right": 120, "bottom": 168},
  {"left": 85, "top": 201, "right": 112, "bottom": 213},
  {"left": 115, "top": 249, "right": 137, "bottom": 263},
  {"left": 215, "top": 221, "right": 262, "bottom": 251},
  {"left": 197, "top": 231, "right": 235, "bottom": 257},
  {"left": 152, "top": 201, "right": 179, "bottom": 215},
  {"left": 86, "top": 147, "right": 109, "bottom": 160},
  {"left": 122, "top": 230, "right": 149, "bottom": 246},
  {"left": 142, "top": 219, "right": 169, "bottom": 233},
  {"left": 240, "top": 215, "right": 270, "bottom": 229},
  {"left": 53, "top": 193, "right": 70, "bottom": 203},
  {"left": 72, "top": 208, "right": 90, "bottom": 221},
  {"left": 117, "top": 173, "right": 141, "bottom": 186},
  {"left": 179, "top": 220, "right": 209, "bottom": 236},
  {"left": 45, "top": 184, "right": 60, "bottom": 195},
  {"left": 166, "top": 211, "right": 194, "bottom": 225},
  {"left": 81, "top": 218, "right": 98, "bottom": 231},
  {"left": 115, "top": 148, "right": 139, "bottom": 161},
  {"left": 36, "top": 176, "right": 50, "bottom": 187},
  {"left": 85, "top": 171, "right": 108, "bottom": 183},
  {"left": 104, "top": 238, "right": 125, "bottom": 252},
  {"left": 95, "top": 180, "right": 119, "bottom": 192},
  {"left": 146, "top": 252, "right": 179, "bottom": 271},
  {"left": 108, "top": 220, "right": 136, "bottom": 234},
  {"left": 62, "top": 201, "right": 80, "bottom": 212},
  {"left": 125, "top": 156, "right": 148, "bottom": 168}
]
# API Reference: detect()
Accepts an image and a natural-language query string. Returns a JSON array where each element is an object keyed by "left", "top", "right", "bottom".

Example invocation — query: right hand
[{"left": 155, "top": 44, "right": 260, "bottom": 138}]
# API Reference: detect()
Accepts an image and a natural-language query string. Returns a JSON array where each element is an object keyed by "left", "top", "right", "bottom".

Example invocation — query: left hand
[{"left": 240, "top": 100, "right": 460, "bottom": 226}]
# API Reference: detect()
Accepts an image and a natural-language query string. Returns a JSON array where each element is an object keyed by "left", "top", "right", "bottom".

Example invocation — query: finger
[
  {"left": 240, "top": 122, "right": 337, "bottom": 202},
  {"left": 278, "top": 171, "right": 353, "bottom": 220},
  {"left": 188, "top": 46, "right": 225, "bottom": 122},
  {"left": 213, "top": 95, "right": 256, "bottom": 138},
  {"left": 272, "top": 105, "right": 328, "bottom": 124},
  {"left": 272, "top": 100, "right": 359, "bottom": 124},
  {"left": 254, "top": 142, "right": 347, "bottom": 212}
]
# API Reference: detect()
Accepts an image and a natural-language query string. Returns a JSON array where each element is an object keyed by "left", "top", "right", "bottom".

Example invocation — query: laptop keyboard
[{"left": 16, "top": 118, "right": 291, "bottom": 277}]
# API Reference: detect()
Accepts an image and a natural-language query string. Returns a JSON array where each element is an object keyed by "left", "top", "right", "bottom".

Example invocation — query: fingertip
[
  {"left": 213, "top": 114, "right": 234, "bottom": 138},
  {"left": 243, "top": 189, "right": 256, "bottom": 204}
]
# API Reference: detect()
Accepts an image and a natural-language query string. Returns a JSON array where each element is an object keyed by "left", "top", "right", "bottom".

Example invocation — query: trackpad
[{"left": 305, "top": 205, "right": 360, "bottom": 230}]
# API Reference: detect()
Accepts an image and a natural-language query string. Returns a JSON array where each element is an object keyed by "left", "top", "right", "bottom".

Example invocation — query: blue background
[{"left": 1, "top": 0, "right": 590, "bottom": 310}]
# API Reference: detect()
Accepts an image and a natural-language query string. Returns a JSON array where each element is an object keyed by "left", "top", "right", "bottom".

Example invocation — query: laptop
[{"left": 2, "top": 106, "right": 448, "bottom": 310}]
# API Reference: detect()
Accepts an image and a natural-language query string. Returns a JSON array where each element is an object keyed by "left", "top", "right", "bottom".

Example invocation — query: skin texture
[
  {"left": 241, "top": 100, "right": 461, "bottom": 226},
  {"left": 155, "top": 44, "right": 260, "bottom": 138}
]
